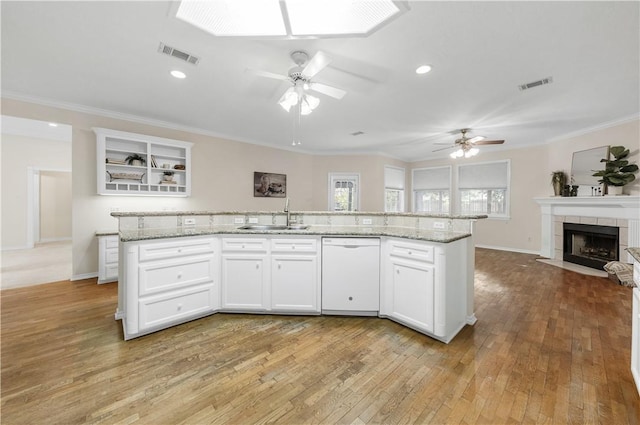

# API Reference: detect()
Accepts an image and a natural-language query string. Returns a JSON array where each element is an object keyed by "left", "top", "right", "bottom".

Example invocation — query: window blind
[
  {"left": 458, "top": 161, "right": 509, "bottom": 189},
  {"left": 412, "top": 166, "right": 451, "bottom": 190},
  {"left": 384, "top": 166, "right": 405, "bottom": 190}
]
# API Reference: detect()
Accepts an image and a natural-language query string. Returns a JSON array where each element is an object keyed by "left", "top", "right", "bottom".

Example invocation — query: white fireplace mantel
[{"left": 534, "top": 196, "right": 640, "bottom": 261}]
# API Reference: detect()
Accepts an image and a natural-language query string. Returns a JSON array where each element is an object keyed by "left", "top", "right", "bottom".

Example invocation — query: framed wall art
[{"left": 254, "top": 172, "right": 286, "bottom": 198}]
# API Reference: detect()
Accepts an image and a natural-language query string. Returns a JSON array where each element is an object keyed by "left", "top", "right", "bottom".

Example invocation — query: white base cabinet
[
  {"left": 117, "top": 233, "right": 469, "bottom": 342},
  {"left": 271, "top": 238, "right": 320, "bottom": 313},
  {"left": 221, "top": 236, "right": 320, "bottom": 314},
  {"left": 380, "top": 237, "right": 467, "bottom": 343},
  {"left": 98, "top": 234, "right": 119, "bottom": 284},
  {"left": 119, "top": 236, "right": 219, "bottom": 340},
  {"left": 221, "top": 237, "right": 270, "bottom": 311}
]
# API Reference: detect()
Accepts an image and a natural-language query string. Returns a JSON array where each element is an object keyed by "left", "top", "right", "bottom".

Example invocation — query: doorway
[{"left": 1, "top": 116, "right": 72, "bottom": 289}]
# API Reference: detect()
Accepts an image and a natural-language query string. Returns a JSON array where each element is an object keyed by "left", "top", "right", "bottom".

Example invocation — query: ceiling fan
[
  {"left": 433, "top": 128, "right": 505, "bottom": 158},
  {"left": 248, "top": 50, "right": 346, "bottom": 115}
]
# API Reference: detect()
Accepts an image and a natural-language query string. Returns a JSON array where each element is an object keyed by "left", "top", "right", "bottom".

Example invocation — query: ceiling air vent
[
  {"left": 158, "top": 42, "right": 200, "bottom": 65},
  {"left": 350, "top": 131, "right": 365, "bottom": 136},
  {"left": 518, "top": 76, "right": 553, "bottom": 91}
]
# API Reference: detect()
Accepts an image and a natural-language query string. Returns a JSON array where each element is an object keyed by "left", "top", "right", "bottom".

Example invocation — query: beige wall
[
  {"left": 1, "top": 98, "right": 399, "bottom": 278},
  {"left": 0, "top": 133, "right": 72, "bottom": 249},
  {"left": 310, "top": 155, "right": 408, "bottom": 211},
  {"left": 411, "top": 117, "right": 640, "bottom": 253},
  {"left": 2, "top": 97, "right": 637, "bottom": 276},
  {"left": 545, "top": 118, "right": 640, "bottom": 196},
  {"left": 39, "top": 171, "right": 72, "bottom": 241}
]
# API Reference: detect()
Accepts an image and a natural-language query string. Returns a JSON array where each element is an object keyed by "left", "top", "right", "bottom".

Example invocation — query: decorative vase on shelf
[{"left": 551, "top": 171, "right": 566, "bottom": 196}]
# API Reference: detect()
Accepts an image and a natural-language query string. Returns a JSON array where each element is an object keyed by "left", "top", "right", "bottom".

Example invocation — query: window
[
  {"left": 457, "top": 160, "right": 510, "bottom": 218},
  {"left": 412, "top": 166, "right": 451, "bottom": 214},
  {"left": 328, "top": 173, "right": 360, "bottom": 211},
  {"left": 384, "top": 165, "right": 405, "bottom": 212}
]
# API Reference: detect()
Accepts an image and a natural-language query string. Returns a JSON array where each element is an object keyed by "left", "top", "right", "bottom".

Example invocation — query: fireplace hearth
[{"left": 563, "top": 222, "right": 619, "bottom": 270}]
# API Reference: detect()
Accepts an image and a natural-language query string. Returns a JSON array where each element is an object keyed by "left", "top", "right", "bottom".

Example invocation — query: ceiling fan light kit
[{"left": 437, "top": 128, "right": 505, "bottom": 159}]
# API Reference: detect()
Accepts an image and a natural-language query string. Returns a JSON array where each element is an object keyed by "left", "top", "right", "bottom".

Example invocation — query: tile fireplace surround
[{"left": 535, "top": 196, "right": 640, "bottom": 264}]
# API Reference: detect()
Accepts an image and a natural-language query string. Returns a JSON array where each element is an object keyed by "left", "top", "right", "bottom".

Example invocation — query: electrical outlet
[
  {"left": 109, "top": 207, "right": 120, "bottom": 212},
  {"left": 234, "top": 217, "right": 244, "bottom": 224},
  {"left": 248, "top": 217, "right": 259, "bottom": 224},
  {"left": 184, "top": 218, "right": 196, "bottom": 225},
  {"left": 433, "top": 222, "right": 445, "bottom": 229},
  {"left": 362, "top": 218, "right": 373, "bottom": 225}
]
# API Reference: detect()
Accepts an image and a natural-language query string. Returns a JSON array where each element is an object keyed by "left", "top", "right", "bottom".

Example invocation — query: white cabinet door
[
  {"left": 389, "top": 258, "right": 434, "bottom": 333},
  {"left": 221, "top": 254, "right": 269, "bottom": 311},
  {"left": 98, "top": 235, "right": 119, "bottom": 284},
  {"left": 271, "top": 255, "right": 319, "bottom": 313}
]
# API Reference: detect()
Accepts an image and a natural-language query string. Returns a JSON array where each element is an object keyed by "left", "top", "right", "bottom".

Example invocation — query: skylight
[{"left": 175, "top": 0, "right": 405, "bottom": 38}]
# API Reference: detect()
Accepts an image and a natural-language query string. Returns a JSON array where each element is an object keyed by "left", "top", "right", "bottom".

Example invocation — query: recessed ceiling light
[
  {"left": 170, "top": 70, "right": 186, "bottom": 79},
  {"left": 416, "top": 65, "right": 432, "bottom": 75},
  {"left": 48, "top": 122, "right": 58, "bottom": 127}
]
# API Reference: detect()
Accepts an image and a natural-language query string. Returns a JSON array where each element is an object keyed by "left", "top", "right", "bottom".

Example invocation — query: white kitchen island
[{"left": 112, "top": 211, "right": 485, "bottom": 343}]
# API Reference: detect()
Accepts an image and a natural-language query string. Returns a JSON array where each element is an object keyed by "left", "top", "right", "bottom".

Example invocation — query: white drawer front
[
  {"left": 222, "top": 238, "right": 268, "bottom": 252},
  {"left": 105, "top": 249, "right": 119, "bottom": 264},
  {"left": 271, "top": 238, "right": 317, "bottom": 253},
  {"left": 139, "top": 255, "right": 214, "bottom": 296},
  {"left": 139, "top": 238, "right": 215, "bottom": 262},
  {"left": 388, "top": 241, "right": 434, "bottom": 263},
  {"left": 105, "top": 236, "right": 119, "bottom": 249},
  {"left": 139, "top": 286, "right": 214, "bottom": 330},
  {"left": 104, "top": 264, "right": 119, "bottom": 280}
]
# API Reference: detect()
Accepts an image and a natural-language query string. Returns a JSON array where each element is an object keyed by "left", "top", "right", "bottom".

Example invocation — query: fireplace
[{"left": 563, "top": 223, "right": 619, "bottom": 270}]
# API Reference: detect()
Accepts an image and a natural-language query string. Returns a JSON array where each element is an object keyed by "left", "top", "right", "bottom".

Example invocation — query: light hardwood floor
[{"left": 1, "top": 248, "right": 639, "bottom": 424}]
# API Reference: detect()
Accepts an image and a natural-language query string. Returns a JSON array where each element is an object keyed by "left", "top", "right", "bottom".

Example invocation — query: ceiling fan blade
[
  {"left": 308, "top": 82, "right": 346, "bottom": 99},
  {"left": 246, "top": 68, "right": 289, "bottom": 81},
  {"left": 475, "top": 140, "right": 505, "bottom": 145},
  {"left": 467, "top": 136, "right": 485, "bottom": 144},
  {"left": 303, "top": 51, "right": 332, "bottom": 78},
  {"left": 432, "top": 145, "right": 455, "bottom": 152}
]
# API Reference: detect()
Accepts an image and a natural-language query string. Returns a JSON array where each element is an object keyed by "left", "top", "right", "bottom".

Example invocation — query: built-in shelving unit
[{"left": 94, "top": 127, "right": 193, "bottom": 196}]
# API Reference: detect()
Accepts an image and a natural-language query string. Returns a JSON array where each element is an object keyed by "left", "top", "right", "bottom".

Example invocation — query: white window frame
[
  {"left": 456, "top": 159, "right": 510, "bottom": 219},
  {"left": 384, "top": 165, "right": 405, "bottom": 212},
  {"left": 328, "top": 173, "right": 360, "bottom": 212},
  {"left": 411, "top": 166, "right": 452, "bottom": 214}
]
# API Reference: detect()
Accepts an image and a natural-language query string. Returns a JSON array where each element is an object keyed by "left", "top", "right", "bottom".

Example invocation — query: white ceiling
[{"left": 1, "top": 1, "right": 638, "bottom": 161}]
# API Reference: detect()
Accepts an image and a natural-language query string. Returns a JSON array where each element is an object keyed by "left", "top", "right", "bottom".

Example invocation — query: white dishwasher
[{"left": 321, "top": 237, "right": 380, "bottom": 316}]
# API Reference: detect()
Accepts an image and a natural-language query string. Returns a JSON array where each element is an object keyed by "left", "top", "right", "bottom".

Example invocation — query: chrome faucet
[{"left": 284, "top": 197, "right": 290, "bottom": 226}]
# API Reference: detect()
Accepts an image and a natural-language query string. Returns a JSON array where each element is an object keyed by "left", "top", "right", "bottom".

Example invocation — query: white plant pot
[{"left": 607, "top": 185, "right": 624, "bottom": 196}]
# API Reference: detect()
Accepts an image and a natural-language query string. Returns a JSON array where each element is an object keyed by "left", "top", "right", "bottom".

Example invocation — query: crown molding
[{"left": 546, "top": 114, "right": 640, "bottom": 144}]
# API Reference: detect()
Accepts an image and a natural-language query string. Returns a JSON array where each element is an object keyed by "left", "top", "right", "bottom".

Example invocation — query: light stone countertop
[
  {"left": 628, "top": 248, "right": 640, "bottom": 263},
  {"left": 111, "top": 210, "right": 487, "bottom": 220},
  {"left": 119, "top": 225, "right": 471, "bottom": 244}
]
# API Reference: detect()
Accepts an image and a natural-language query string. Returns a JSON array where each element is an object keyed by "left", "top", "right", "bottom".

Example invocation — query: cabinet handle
[
  {"left": 177, "top": 272, "right": 182, "bottom": 279},
  {"left": 408, "top": 250, "right": 412, "bottom": 255},
  {"left": 292, "top": 246, "right": 296, "bottom": 250},
  {"left": 278, "top": 263, "right": 282, "bottom": 269},
  {"left": 256, "top": 263, "right": 260, "bottom": 269},
  {"left": 177, "top": 303, "right": 183, "bottom": 311},
  {"left": 178, "top": 248, "right": 182, "bottom": 253},
  {"left": 397, "top": 269, "right": 400, "bottom": 274},
  {"left": 242, "top": 244, "right": 245, "bottom": 249}
]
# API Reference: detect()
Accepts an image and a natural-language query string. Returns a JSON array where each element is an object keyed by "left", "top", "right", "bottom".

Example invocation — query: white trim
[
  {"left": 546, "top": 114, "right": 640, "bottom": 144},
  {"left": 1, "top": 244, "right": 32, "bottom": 251},
  {"left": 475, "top": 244, "right": 540, "bottom": 256},
  {"left": 27, "top": 167, "right": 72, "bottom": 246},
  {"left": 328, "top": 172, "right": 361, "bottom": 211},
  {"left": 456, "top": 159, "right": 511, "bottom": 218}
]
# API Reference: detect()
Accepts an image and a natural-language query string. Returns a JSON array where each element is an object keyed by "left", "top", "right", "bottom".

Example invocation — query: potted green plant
[
  {"left": 124, "top": 153, "right": 145, "bottom": 167},
  {"left": 551, "top": 171, "right": 566, "bottom": 196},
  {"left": 592, "top": 145, "right": 638, "bottom": 195}
]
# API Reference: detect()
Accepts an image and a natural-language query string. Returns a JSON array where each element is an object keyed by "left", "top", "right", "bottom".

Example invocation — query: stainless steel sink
[{"left": 238, "top": 224, "right": 310, "bottom": 230}]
